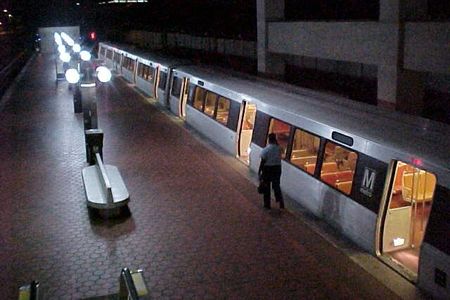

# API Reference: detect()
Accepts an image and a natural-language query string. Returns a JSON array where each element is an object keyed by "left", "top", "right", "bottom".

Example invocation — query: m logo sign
[{"left": 360, "top": 167, "right": 376, "bottom": 197}]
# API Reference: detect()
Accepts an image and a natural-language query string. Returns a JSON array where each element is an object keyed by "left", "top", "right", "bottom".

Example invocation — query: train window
[
  {"left": 193, "top": 87, "right": 206, "bottom": 110},
  {"left": 123, "top": 57, "right": 134, "bottom": 72},
  {"left": 171, "top": 76, "right": 182, "bottom": 97},
  {"left": 159, "top": 71, "right": 167, "bottom": 90},
  {"left": 289, "top": 129, "right": 321, "bottom": 175},
  {"left": 320, "top": 142, "right": 358, "bottom": 195},
  {"left": 137, "top": 63, "right": 144, "bottom": 78},
  {"left": 268, "top": 119, "right": 291, "bottom": 159},
  {"left": 149, "top": 67, "right": 155, "bottom": 82},
  {"left": 106, "top": 49, "right": 113, "bottom": 59},
  {"left": 114, "top": 52, "right": 121, "bottom": 63},
  {"left": 187, "top": 83, "right": 196, "bottom": 105},
  {"left": 216, "top": 97, "right": 230, "bottom": 126},
  {"left": 204, "top": 92, "right": 218, "bottom": 117}
]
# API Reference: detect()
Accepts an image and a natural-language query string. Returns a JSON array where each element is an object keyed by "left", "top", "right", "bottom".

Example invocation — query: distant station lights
[
  {"left": 98, "top": 0, "right": 148, "bottom": 4},
  {"left": 80, "top": 50, "right": 92, "bottom": 62},
  {"left": 73, "top": 43, "right": 81, "bottom": 53},
  {"left": 54, "top": 31, "right": 112, "bottom": 84}
]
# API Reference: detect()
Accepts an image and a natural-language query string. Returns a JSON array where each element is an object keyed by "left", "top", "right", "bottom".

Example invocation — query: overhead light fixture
[
  {"left": 96, "top": 66, "right": 112, "bottom": 83},
  {"left": 80, "top": 50, "right": 91, "bottom": 61},
  {"left": 54, "top": 32, "right": 62, "bottom": 46},
  {"left": 57, "top": 45, "right": 66, "bottom": 54},
  {"left": 65, "top": 68, "right": 80, "bottom": 84},
  {"left": 61, "top": 32, "right": 75, "bottom": 46},
  {"left": 72, "top": 43, "right": 81, "bottom": 53},
  {"left": 59, "top": 52, "right": 71, "bottom": 63}
]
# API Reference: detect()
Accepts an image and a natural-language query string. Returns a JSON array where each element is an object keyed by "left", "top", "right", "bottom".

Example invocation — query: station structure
[{"left": 0, "top": 50, "right": 425, "bottom": 298}]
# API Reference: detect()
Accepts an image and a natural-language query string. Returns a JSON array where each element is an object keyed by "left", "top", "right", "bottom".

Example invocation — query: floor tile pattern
[{"left": 1, "top": 55, "right": 403, "bottom": 299}]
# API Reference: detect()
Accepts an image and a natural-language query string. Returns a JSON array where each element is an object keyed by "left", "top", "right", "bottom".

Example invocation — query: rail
[{"left": 0, "top": 51, "right": 28, "bottom": 100}]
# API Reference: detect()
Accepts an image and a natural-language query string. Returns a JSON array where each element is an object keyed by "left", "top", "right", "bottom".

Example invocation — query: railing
[
  {"left": 18, "top": 280, "right": 40, "bottom": 300},
  {"left": 119, "top": 268, "right": 148, "bottom": 299},
  {"left": 0, "top": 51, "right": 28, "bottom": 100}
]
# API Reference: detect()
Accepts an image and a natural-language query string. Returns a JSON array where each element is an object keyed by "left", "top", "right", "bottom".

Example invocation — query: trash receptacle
[{"left": 85, "top": 129, "right": 103, "bottom": 165}]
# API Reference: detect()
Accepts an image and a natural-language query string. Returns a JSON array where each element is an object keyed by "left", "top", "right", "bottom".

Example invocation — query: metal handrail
[
  {"left": 18, "top": 280, "right": 39, "bottom": 300},
  {"left": 119, "top": 268, "right": 139, "bottom": 300}
]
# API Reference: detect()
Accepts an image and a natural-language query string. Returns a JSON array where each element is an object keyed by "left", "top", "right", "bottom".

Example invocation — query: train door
[
  {"left": 154, "top": 67, "right": 160, "bottom": 99},
  {"left": 149, "top": 66, "right": 157, "bottom": 99},
  {"left": 236, "top": 101, "right": 256, "bottom": 165},
  {"left": 378, "top": 161, "right": 437, "bottom": 280},
  {"left": 179, "top": 78, "right": 190, "bottom": 119}
]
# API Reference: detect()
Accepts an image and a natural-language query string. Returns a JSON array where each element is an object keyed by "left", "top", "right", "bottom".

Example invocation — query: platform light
[
  {"left": 65, "top": 68, "right": 80, "bottom": 84},
  {"left": 57, "top": 44, "right": 66, "bottom": 54},
  {"left": 80, "top": 50, "right": 91, "bottom": 61},
  {"left": 8, "top": 14, "right": 12, "bottom": 18},
  {"left": 72, "top": 43, "right": 81, "bottom": 53},
  {"left": 3, "top": 9, "right": 7, "bottom": 13},
  {"left": 392, "top": 237, "right": 405, "bottom": 247},
  {"left": 59, "top": 52, "right": 71, "bottom": 63},
  {"left": 96, "top": 66, "right": 112, "bottom": 83},
  {"left": 54, "top": 32, "right": 63, "bottom": 46},
  {"left": 61, "top": 32, "right": 74, "bottom": 46}
]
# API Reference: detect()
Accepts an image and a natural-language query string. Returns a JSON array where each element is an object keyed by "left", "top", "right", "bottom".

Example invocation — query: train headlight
[
  {"left": 96, "top": 66, "right": 112, "bottom": 83},
  {"left": 80, "top": 50, "right": 91, "bottom": 61},
  {"left": 65, "top": 68, "right": 80, "bottom": 84}
]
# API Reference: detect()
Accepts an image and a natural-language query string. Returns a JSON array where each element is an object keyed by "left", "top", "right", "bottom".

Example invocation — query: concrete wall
[
  {"left": 268, "top": 22, "right": 398, "bottom": 66},
  {"left": 268, "top": 21, "right": 450, "bottom": 75},
  {"left": 404, "top": 23, "right": 450, "bottom": 74},
  {"left": 38, "top": 26, "right": 80, "bottom": 54},
  {"left": 126, "top": 30, "right": 256, "bottom": 59}
]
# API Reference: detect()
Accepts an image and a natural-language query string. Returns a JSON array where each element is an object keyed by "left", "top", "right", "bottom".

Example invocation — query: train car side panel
[
  {"left": 136, "top": 76, "right": 152, "bottom": 97},
  {"left": 418, "top": 243, "right": 450, "bottom": 298},
  {"left": 185, "top": 106, "right": 236, "bottom": 155}
]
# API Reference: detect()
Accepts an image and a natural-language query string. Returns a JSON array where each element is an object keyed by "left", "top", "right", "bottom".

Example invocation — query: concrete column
[
  {"left": 257, "top": 0, "right": 285, "bottom": 78},
  {"left": 377, "top": 0, "right": 427, "bottom": 112}
]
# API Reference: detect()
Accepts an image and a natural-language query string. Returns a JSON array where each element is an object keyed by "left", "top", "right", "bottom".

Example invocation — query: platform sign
[{"left": 360, "top": 167, "right": 376, "bottom": 197}]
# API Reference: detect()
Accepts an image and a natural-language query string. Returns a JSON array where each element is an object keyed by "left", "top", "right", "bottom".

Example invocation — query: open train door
[
  {"left": 236, "top": 101, "right": 256, "bottom": 165},
  {"left": 178, "top": 78, "right": 190, "bottom": 119},
  {"left": 377, "top": 160, "right": 437, "bottom": 281}
]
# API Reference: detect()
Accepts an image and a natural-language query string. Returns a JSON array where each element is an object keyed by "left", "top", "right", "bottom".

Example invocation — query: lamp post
[{"left": 64, "top": 54, "right": 112, "bottom": 129}]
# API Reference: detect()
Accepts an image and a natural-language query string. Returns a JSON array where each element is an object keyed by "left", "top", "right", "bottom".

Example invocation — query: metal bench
[{"left": 82, "top": 152, "right": 129, "bottom": 210}]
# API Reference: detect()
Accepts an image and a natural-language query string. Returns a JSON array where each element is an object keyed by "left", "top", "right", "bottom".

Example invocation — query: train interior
[
  {"left": 237, "top": 102, "right": 256, "bottom": 164},
  {"left": 380, "top": 161, "right": 436, "bottom": 279}
]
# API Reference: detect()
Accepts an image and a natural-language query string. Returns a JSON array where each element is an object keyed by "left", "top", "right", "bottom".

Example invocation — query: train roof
[
  {"left": 100, "top": 42, "right": 189, "bottom": 68},
  {"left": 175, "top": 64, "right": 450, "bottom": 173},
  {"left": 99, "top": 41, "right": 450, "bottom": 178}
]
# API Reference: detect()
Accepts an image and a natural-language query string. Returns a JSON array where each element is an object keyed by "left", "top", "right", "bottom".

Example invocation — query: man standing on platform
[{"left": 258, "top": 133, "right": 284, "bottom": 209}]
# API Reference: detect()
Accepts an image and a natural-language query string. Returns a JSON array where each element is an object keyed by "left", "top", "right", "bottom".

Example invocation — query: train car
[
  {"left": 97, "top": 42, "right": 450, "bottom": 298},
  {"left": 169, "top": 65, "right": 450, "bottom": 298}
]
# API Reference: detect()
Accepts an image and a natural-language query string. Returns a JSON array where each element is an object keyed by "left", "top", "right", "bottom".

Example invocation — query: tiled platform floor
[{"left": 0, "top": 55, "right": 421, "bottom": 299}]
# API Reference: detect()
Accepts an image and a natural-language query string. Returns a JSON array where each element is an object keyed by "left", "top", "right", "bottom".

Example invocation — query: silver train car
[{"left": 98, "top": 42, "right": 450, "bottom": 298}]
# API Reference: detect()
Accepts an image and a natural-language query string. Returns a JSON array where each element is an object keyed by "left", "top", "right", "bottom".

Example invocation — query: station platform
[{"left": 0, "top": 54, "right": 425, "bottom": 299}]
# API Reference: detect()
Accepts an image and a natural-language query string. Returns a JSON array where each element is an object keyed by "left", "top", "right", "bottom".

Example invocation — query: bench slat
[{"left": 95, "top": 153, "right": 113, "bottom": 204}]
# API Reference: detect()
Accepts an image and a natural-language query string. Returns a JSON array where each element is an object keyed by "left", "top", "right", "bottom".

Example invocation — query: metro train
[{"left": 98, "top": 42, "right": 450, "bottom": 298}]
